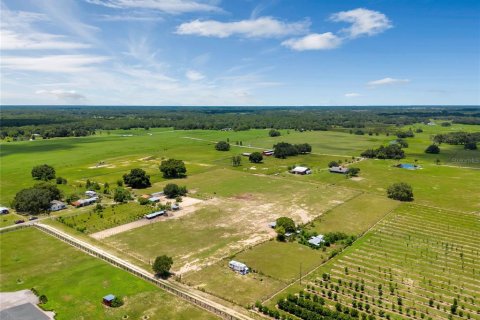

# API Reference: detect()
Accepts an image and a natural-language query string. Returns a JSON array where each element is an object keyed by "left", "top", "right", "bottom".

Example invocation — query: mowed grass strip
[{"left": 0, "top": 228, "right": 218, "bottom": 320}]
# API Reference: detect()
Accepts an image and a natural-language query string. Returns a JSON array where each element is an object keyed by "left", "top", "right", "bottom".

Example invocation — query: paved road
[{"left": 33, "top": 223, "right": 254, "bottom": 320}]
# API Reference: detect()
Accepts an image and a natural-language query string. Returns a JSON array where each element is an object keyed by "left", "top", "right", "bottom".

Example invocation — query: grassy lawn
[
  {"left": 57, "top": 202, "right": 154, "bottom": 234},
  {"left": 183, "top": 261, "right": 286, "bottom": 307},
  {"left": 0, "top": 228, "right": 217, "bottom": 320},
  {"left": 308, "top": 193, "right": 400, "bottom": 236}
]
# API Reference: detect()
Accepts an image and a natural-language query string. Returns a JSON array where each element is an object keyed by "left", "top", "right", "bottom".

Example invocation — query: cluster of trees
[
  {"left": 123, "top": 168, "right": 151, "bottom": 188},
  {"left": 269, "top": 129, "right": 281, "bottom": 137},
  {"left": 113, "top": 188, "right": 131, "bottom": 203},
  {"left": 425, "top": 144, "right": 440, "bottom": 154},
  {"left": 433, "top": 131, "right": 480, "bottom": 146},
  {"left": 2, "top": 106, "right": 479, "bottom": 140},
  {"left": 13, "top": 182, "right": 62, "bottom": 214},
  {"left": 275, "top": 217, "right": 296, "bottom": 241},
  {"left": 31, "top": 164, "right": 56, "bottom": 181},
  {"left": 160, "top": 159, "right": 187, "bottom": 178},
  {"left": 361, "top": 145, "right": 405, "bottom": 160},
  {"left": 387, "top": 182, "right": 414, "bottom": 201},
  {"left": 231, "top": 155, "right": 242, "bottom": 167},
  {"left": 274, "top": 142, "right": 312, "bottom": 159},
  {"left": 396, "top": 130, "right": 415, "bottom": 138},
  {"left": 163, "top": 183, "right": 187, "bottom": 199},
  {"left": 215, "top": 141, "right": 230, "bottom": 151}
]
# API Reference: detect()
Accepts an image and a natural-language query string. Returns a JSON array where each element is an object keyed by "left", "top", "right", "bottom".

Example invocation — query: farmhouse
[
  {"left": 85, "top": 190, "right": 97, "bottom": 197},
  {"left": 329, "top": 166, "right": 349, "bottom": 174},
  {"left": 290, "top": 166, "right": 312, "bottom": 175},
  {"left": 102, "top": 294, "right": 115, "bottom": 306},
  {"left": 262, "top": 150, "right": 274, "bottom": 156},
  {"left": 0, "top": 206, "right": 9, "bottom": 214},
  {"left": 50, "top": 200, "right": 66, "bottom": 212},
  {"left": 308, "top": 235, "right": 325, "bottom": 247},
  {"left": 72, "top": 197, "right": 98, "bottom": 208},
  {"left": 229, "top": 260, "right": 249, "bottom": 275}
]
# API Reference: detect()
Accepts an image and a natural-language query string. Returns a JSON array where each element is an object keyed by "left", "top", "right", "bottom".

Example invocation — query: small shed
[
  {"left": 171, "top": 204, "right": 180, "bottom": 211},
  {"left": 151, "top": 191, "right": 164, "bottom": 197},
  {"left": 329, "top": 166, "right": 349, "bottom": 174},
  {"left": 0, "top": 206, "right": 9, "bottom": 214},
  {"left": 268, "top": 222, "right": 276, "bottom": 228},
  {"left": 262, "top": 150, "right": 274, "bottom": 156},
  {"left": 291, "top": 166, "right": 312, "bottom": 175},
  {"left": 308, "top": 235, "right": 325, "bottom": 247},
  {"left": 228, "top": 260, "right": 249, "bottom": 275},
  {"left": 148, "top": 196, "right": 161, "bottom": 203},
  {"left": 103, "top": 294, "right": 115, "bottom": 306}
]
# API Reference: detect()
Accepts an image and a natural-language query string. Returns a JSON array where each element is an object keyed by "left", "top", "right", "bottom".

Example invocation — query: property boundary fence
[{"left": 32, "top": 223, "right": 253, "bottom": 320}]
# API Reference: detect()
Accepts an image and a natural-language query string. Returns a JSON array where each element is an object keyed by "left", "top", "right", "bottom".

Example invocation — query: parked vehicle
[
  {"left": 14, "top": 220, "right": 25, "bottom": 224},
  {"left": 28, "top": 216, "right": 38, "bottom": 221}
]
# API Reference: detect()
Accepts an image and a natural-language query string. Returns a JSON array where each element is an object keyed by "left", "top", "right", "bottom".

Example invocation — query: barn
[{"left": 290, "top": 166, "right": 312, "bottom": 175}]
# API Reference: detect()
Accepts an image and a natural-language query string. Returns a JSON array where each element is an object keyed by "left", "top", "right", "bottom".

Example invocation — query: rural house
[
  {"left": 290, "top": 166, "right": 312, "bottom": 175},
  {"left": 85, "top": 190, "right": 97, "bottom": 197},
  {"left": 308, "top": 235, "right": 325, "bottom": 247},
  {"left": 229, "top": 260, "right": 249, "bottom": 275},
  {"left": 148, "top": 196, "right": 161, "bottom": 203},
  {"left": 329, "top": 166, "right": 349, "bottom": 174},
  {"left": 72, "top": 197, "right": 98, "bottom": 208},
  {"left": 50, "top": 200, "right": 66, "bottom": 212},
  {"left": 0, "top": 207, "right": 9, "bottom": 214}
]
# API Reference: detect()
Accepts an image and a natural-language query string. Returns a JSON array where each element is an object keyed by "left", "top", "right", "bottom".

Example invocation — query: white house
[
  {"left": 329, "top": 166, "right": 349, "bottom": 174},
  {"left": 85, "top": 190, "right": 97, "bottom": 197},
  {"left": 291, "top": 166, "right": 312, "bottom": 175},
  {"left": 50, "top": 200, "right": 66, "bottom": 212},
  {"left": 308, "top": 235, "right": 325, "bottom": 247},
  {"left": 228, "top": 260, "right": 249, "bottom": 275},
  {"left": 0, "top": 207, "right": 9, "bottom": 214}
]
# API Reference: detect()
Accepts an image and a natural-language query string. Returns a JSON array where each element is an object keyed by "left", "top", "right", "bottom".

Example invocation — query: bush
[
  {"left": 110, "top": 296, "right": 124, "bottom": 308},
  {"left": 163, "top": 183, "right": 187, "bottom": 199},
  {"left": 138, "top": 197, "right": 150, "bottom": 205},
  {"left": 159, "top": 159, "right": 187, "bottom": 178},
  {"left": 249, "top": 152, "right": 263, "bottom": 163},
  {"left": 464, "top": 141, "right": 477, "bottom": 150},
  {"left": 328, "top": 161, "right": 339, "bottom": 168},
  {"left": 31, "top": 164, "right": 56, "bottom": 181},
  {"left": 347, "top": 167, "right": 360, "bottom": 177},
  {"left": 113, "top": 188, "right": 131, "bottom": 203},
  {"left": 387, "top": 182, "right": 414, "bottom": 201},
  {"left": 425, "top": 144, "right": 440, "bottom": 154},
  {"left": 269, "top": 129, "right": 281, "bottom": 137},
  {"left": 276, "top": 217, "right": 296, "bottom": 233},
  {"left": 56, "top": 176, "right": 67, "bottom": 184},
  {"left": 215, "top": 141, "right": 230, "bottom": 151},
  {"left": 123, "top": 168, "right": 151, "bottom": 188}
]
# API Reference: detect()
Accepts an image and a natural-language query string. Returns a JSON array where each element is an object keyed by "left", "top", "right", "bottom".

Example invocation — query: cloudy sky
[{"left": 1, "top": 0, "right": 479, "bottom": 106}]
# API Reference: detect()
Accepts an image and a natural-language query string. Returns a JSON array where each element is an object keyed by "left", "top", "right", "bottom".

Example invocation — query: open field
[
  {"left": 273, "top": 204, "right": 480, "bottom": 320},
  {"left": 102, "top": 169, "right": 358, "bottom": 273},
  {"left": 0, "top": 228, "right": 217, "bottom": 320}
]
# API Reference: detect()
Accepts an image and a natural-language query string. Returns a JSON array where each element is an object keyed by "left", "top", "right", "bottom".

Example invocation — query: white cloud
[
  {"left": 345, "top": 92, "right": 361, "bottom": 97},
  {"left": 367, "top": 77, "right": 410, "bottom": 87},
  {"left": 176, "top": 17, "right": 310, "bottom": 38},
  {"left": 281, "top": 32, "right": 341, "bottom": 51},
  {"left": 330, "top": 8, "right": 392, "bottom": 38},
  {"left": 1, "top": 55, "right": 109, "bottom": 73},
  {"left": 186, "top": 70, "right": 205, "bottom": 81},
  {"left": 0, "top": 7, "right": 90, "bottom": 50},
  {"left": 36, "top": 89, "right": 86, "bottom": 100},
  {"left": 86, "top": 0, "right": 222, "bottom": 14}
]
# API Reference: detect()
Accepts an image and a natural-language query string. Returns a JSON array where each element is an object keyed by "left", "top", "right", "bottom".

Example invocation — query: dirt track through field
[{"left": 90, "top": 197, "right": 204, "bottom": 239}]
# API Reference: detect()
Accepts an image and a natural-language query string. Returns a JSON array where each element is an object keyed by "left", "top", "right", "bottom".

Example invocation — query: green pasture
[
  {"left": 0, "top": 228, "right": 217, "bottom": 320},
  {"left": 308, "top": 193, "right": 400, "bottom": 236}
]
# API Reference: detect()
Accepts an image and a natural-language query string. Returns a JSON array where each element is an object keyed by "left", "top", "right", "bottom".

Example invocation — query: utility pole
[{"left": 299, "top": 262, "right": 302, "bottom": 285}]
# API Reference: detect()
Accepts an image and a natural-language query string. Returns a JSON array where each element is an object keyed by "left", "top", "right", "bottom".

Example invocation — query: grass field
[
  {"left": 0, "top": 228, "right": 217, "bottom": 320},
  {"left": 274, "top": 204, "right": 480, "bottom": 320}
]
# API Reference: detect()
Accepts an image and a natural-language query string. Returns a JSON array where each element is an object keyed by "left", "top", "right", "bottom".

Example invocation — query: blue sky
[{"left": 1, "top": 0, "right": 479, "bottom": 106}]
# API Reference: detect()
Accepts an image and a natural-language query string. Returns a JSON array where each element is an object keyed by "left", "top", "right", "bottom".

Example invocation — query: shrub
[
  {"left": 159, "top": 159, "right": 187, "bottom": 178},
  {"left": 31, "top": 164, "right": 56, "bottom": 181},
  {"left": 269, "top": 129, "right": 281, "bottom": 137},
  {"left": 387, "top": 182, "right": 414, "bottom": 201},
  {"left": 425, "top": 144, "right": 440, "bottom": 154},
  {"left": 215, "top": 141, "right": 230, "bottom": 151},
  {"left": 113, "top": 188, "right": 131, "bottom": 203},
  {"left": 163, "top": 183, "right": 187, "bottom": 199},
  {"left": 249, "top": 152, "right": 263, "bottom": 163}
]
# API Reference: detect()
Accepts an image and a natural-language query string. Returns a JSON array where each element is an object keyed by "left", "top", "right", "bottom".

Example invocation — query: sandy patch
[
  {"left": 90, "top": 197, "right": 204, "bottom": 239},
  {"left": 350, "top": 177, "right": 364, "bottom": 181}
]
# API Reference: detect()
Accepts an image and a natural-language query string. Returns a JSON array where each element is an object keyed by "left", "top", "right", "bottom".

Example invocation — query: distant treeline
[{"left": 1, "top": 106, "right": 479, "bottom": 140}]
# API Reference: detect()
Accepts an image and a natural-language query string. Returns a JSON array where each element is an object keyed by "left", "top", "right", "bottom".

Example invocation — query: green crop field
[
  {"left": 0, "top": 228, "right": 217, "bottom": 320},
  {"left": 273, "top": 204, "right": 480, "bottom": 320}
]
